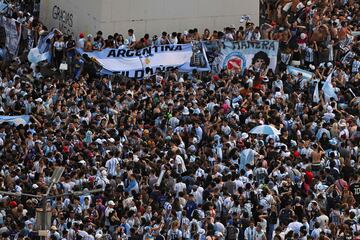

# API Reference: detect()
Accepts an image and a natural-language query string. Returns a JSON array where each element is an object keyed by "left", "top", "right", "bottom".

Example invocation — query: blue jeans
[{"left": 267, "top": 223, "right": 276, "bottom": 240}]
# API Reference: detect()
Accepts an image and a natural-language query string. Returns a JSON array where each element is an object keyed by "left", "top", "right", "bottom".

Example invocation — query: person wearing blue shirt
[
  {"left": 120, "top": 216, "right": 131, "bottom": 236},
  {"left": 125, "top": 174, "right": 139, "bottom": 195},
  {"left": 0, "top": 47, "right": 4, "bottom": 61},
  {"left": 73, "top": 53, "right": 83, "bottom": 80},
  {"left": 185, "top": 194, "right": 197, "bottom": 219}
]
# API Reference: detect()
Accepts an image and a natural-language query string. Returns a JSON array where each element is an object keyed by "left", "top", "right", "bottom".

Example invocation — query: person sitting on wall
[
  {"left": 127, "top": 29, "right": 136, "bottom": 49},
  {"left": 133, "top": 38, "right": 147, "bottom": 50},
  {"left": 78, "top": 33, "right": 86, "bottom": 49},
  {"left": 95, "top": 31, "right": 105, "bottom": 50},
  {"left": 84, "top": 34, "right": 93, "bottom": 52}
]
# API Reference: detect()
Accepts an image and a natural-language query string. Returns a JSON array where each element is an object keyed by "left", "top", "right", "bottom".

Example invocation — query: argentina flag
[
  {"left": 0, "top": 115, "right": 30, "bottom": 126},
  {"left": 322, "top": 69, "right": 338, "bottom": 102}
]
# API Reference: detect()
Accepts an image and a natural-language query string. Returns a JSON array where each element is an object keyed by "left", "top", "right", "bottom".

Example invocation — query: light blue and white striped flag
[
  {"left": 313, "top": 81, "right": 320, "bottom": 103},
  {"left": 322, "top": 69, "right": 338, "bottom": 102},
  {"left": 0, "top": 115, "right": 30, "bottom": 126},
  {"left": 27, "top": 29, "right": 58, "bottom": 64}
]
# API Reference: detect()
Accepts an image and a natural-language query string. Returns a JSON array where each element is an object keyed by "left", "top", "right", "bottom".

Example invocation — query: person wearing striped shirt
[
  {"left": 105, "top": 151, "right": 121, "bottom": 177},
  {"left": 244, "top": 221, "right": 257, "bottom": 240},
  {"left": 304, "top": 42, "right": 317, "bottom": 67},
  {"left": 352, "top": 57, "right": 360, "bottom": 74}
]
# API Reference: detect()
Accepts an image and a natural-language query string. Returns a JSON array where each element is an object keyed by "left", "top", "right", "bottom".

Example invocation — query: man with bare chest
[{"left": 311, "top": 144, "right": 324, "bottom": 175}]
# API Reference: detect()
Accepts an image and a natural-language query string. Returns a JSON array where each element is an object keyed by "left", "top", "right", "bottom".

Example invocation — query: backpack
[
  {"left": 226, "top": 225, "right": 238, "bottom": 240},
  {"left": 326, "top": 190, "right": 341, "bottom": 211},
  {"left": 279, "top": 209, "right": 292, "bottom": 225}
]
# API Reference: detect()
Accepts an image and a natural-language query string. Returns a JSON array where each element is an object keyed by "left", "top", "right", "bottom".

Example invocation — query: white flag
[
  {"left": 322, "top": 69, "right": 338, "bottom": 102},
  {"left": 313, "top": 81, "right": 320, "bottom": 103}
]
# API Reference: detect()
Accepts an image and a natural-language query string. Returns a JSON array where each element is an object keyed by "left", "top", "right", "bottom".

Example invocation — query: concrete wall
[
  {"left": 40, "top": 0, "right": 259, "bottom": 38},
  {"left": 40, "top": 0, "right": 102, "bottom": 37}
]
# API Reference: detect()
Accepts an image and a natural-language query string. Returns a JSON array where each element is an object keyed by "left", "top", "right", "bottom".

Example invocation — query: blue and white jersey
[
  {"left": 352, "top": 60, "right": 360, "bottom": 73},
  {"left": 105, "top": 157, "right": 120, "bottom": 176}
]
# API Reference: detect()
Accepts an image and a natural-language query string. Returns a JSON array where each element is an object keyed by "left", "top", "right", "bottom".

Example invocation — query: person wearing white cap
[
  {"left": 22, "top": 220, "right": 34, "bottom": 237},
  {"left": 104, "top": 200, "right": 116, "bottom": 227},
  {"left": 49, "top": 225, "right": 60, "bottom": 239},
  {"left": 241, "top": 132, "right": 249, "bottom": 140},
  {"left": 95, "top": 138, "right": 103, "bottom": 145},
  {"left": 338, "top": 120, "right": 349, "bottom": 140},
  {"left": 16, "top": 11, "right": 26, "bottom": 24},
  {"left": 323, "top": 105, "right": 335, "bottom": 123},
  {"left": 182, "top": 106, "right": 190, "bottom": 116},
  {"left": 78, "top": 160, "right": 86, "bottom": 166}
]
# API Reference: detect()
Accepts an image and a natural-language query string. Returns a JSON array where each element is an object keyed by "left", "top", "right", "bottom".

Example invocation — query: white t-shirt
[
  {"left": 225, "top": 33, "right": 234, "bottom": 41},
  {"left": 127, "top": 34, "right": 136, "bottom": 44},
  {"left": 168, "top": 228, "right": 182, "bottom": 239},
  {"left": 316, "top": 214, "right": 329, "bottom": 230},
  {"left": 78, "top": 38, "right": 85, "bottom": 49},
  {"left": 287, "top": 221, "right": 303, "bottom": 234},
  {"left": 175, "top": 182, "right": 187, "bottom": 196},
  {"left": 311, "top": 228, "right": 321, "bottom": 239},
  {"left": 54, "top": 41, "right": 65, "bottom": 51},
  {"left": 305, "top": 47, "right": 314, "bottom": 62},
  {"left": 195, "top": 168, "right": 205, "bottom": 178},
  {"left": 170, "top": 36, "right": 178, "bottom": 45}
]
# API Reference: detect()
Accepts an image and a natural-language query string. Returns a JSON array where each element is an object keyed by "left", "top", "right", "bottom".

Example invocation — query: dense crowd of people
[{"left": 0, "top": 0, "right": 360, "bottom": 239}]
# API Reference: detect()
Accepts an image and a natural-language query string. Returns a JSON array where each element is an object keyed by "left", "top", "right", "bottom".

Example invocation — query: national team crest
[{"left": 223, "top": 52, "right": 246, "bottom": 73}]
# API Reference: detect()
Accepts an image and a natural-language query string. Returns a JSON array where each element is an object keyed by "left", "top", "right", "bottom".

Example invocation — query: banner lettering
[
  {"left": 209, "top": 40, "right": 279, "bottom": 74},
  {"left": 78, "top": 42, "right": 210, "bottom": 79}
]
